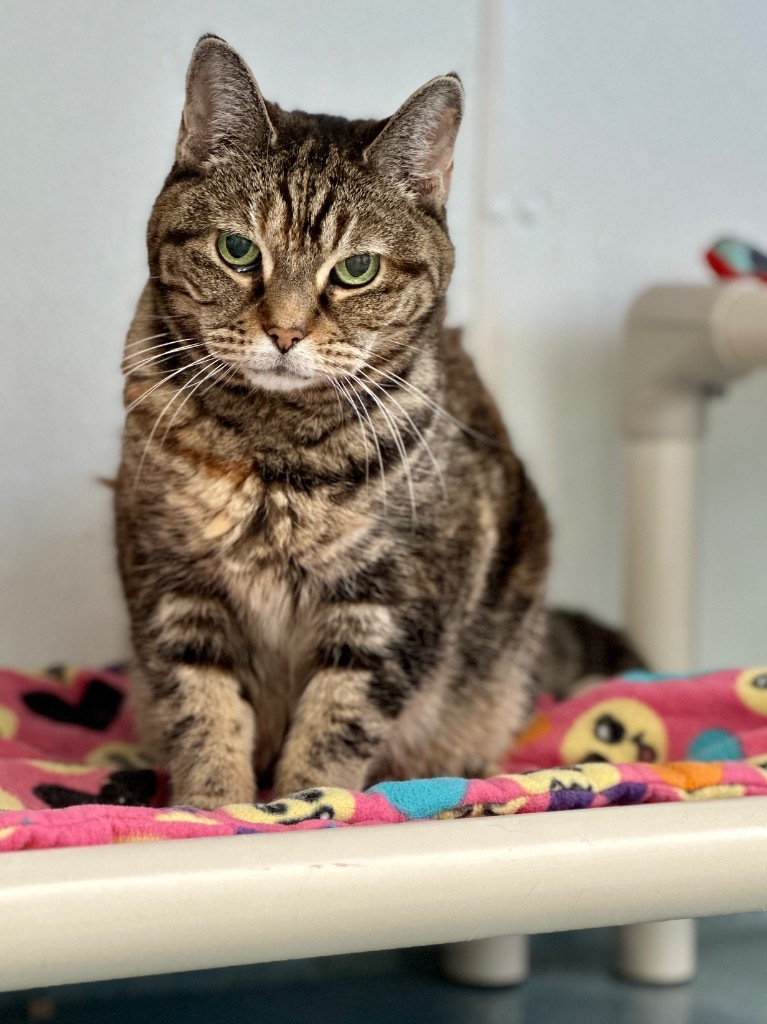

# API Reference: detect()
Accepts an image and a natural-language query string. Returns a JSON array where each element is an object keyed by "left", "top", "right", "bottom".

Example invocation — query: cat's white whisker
[
  {"left": 123, "top": 335, "right": 194, "bottom": 357},
  {"left": 331, "top": 374, "right": 372, "bottom": 489},
  {"left": 358, "top": 368, "right": 447, "bottom": 500},
  {"left": 362, "top": 361, "right": 498, "bottom": 447},
  {"left": 122, "top": 340, "right": 201, "bottom": 375},
  {"left": 132, "top": 356, "right": 217, "bottom": 487},
  {"left": 317, "top": 370, "right": 344, "bottom": 419},
  {"left": 346, "top": 372, "right": 417, "bottom": 528},
  {"left": 123, "top": 331, "right": 171, "bottom": 350},
  {"left": 159, "top": 358, "right": 227, "bottom": 447},
  {"left": 337, "top": 371, "right": 388, "bottom": 511},
  {"left": 124, "top": 354, "right": 214, "bottom": 415},
  {"left": 123, "top": 342, "right": 199, "bottom": 366}
]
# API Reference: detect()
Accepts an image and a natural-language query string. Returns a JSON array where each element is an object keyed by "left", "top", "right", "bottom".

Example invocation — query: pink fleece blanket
[{"left": 1, "top": 664, "right": 767, "bottom": 851}]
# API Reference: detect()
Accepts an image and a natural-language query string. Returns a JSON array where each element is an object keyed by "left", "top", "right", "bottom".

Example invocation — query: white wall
[
  {"left": 469, "top": 0, "right": 767, "bottom": 668},
  {"left": 1, "top": 0, "right": 765, "bottom": 671}
]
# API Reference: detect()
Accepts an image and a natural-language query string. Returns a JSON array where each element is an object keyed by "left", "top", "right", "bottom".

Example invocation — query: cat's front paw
[
  {"left": 271, "top": 769, "right": 320, "bottom": 800},
  {"left": 171, "top": 780, "right": 256, "bottom": 810},
  {"left": 273, "top": 762, "right": 367, "bottom": 799}
]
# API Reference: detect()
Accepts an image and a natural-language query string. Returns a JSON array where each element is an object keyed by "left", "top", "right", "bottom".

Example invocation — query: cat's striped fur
[{"left": 115, "top": 36, "right": 552, "bottom": 807}]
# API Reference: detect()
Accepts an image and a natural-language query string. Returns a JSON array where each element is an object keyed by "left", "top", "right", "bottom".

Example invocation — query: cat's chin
[{"left": 242, "top": 368, "right": 316, "bottom": 393}]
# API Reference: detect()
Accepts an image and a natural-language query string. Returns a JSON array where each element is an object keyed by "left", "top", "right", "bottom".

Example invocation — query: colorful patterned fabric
[{"left": 1, "top": 665, "right": 767, "bottom": 851}]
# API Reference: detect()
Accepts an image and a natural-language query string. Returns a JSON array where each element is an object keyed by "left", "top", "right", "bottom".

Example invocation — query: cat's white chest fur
[
  {"left": 245, "top": 570, "right": 304, "bottom": 654},
  {"left": 228, "top": 564, "right": 319, "bottom": 770}
]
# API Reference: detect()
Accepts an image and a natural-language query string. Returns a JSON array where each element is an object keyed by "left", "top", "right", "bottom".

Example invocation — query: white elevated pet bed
[
  {"left": 2, "top": 281, "right": 767, "bottom": 994},
  {"left": 2, "top": 799, "right": 766, "bottom": 991}
]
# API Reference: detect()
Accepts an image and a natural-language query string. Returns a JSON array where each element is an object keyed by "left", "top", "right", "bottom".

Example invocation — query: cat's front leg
[
  {"left": 131, "top": 593, "right": 256, "bottom": 809},
  {"left": 273, "top": 596, "right": 413, "bottom": 794},
  {"left": 273, "top": 664, "right": 400, "bottom": 795}
]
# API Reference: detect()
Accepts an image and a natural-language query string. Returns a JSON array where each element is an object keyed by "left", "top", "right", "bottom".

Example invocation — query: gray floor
[{"left": 1, "top": 914, "right": 765, "bottom": 1023}]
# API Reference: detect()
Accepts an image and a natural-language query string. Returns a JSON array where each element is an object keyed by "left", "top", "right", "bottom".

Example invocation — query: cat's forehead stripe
[{"left": 306, "top": 189, "right": 335, "bottom": 245}]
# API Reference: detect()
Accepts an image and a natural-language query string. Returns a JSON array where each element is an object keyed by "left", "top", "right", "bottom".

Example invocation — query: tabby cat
[{"left": 117, "top": 35, "right": 566, "bottom": 809}]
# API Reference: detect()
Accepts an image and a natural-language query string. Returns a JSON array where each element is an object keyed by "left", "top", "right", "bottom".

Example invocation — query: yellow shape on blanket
[
  {"left": 156, "top": 811, "right": 220, "bottom": 825},
  {"left": 0, "top": 827, "right": 17, "bottom": 841},
  {"left": 561, "top": 698, "right": 668, "bottom": 765},
  {"left": 576, "top": 762, "right": 624, "bottom": 790},
  {"left": 681, "top": 784, "right": 746, "bottom": 801},
  {"left": 516, "top": 767, "right": 588, "bottom": 795},
  {"left": 0, "top": 788, "right": 23, "bottom": 811},
  {"left": 438, "top": 796, "right": 527, "bottom": 818},
  {"left": 0, "top": 704, "right": 18, "bottom": 739},
  {"left": 226, "top": 787, "right": 356, "bottom": 825},
  {"left": 86, "top": 742, "right": 149, "bottom": 769},
  {"left": 28, "top": 760, "right": 95, "bottom": 775},
  {"left": 35, "top": 665, "right": 78, "bottom": 686},
  {"left": 485, "top": 796, "right": 527, "bottom": 816},
  {"left": 736, "top": 668, "right": 767, "bottom": 717},
  {"left": 516, "top": 764, "right": 619, "bottom": 795}
]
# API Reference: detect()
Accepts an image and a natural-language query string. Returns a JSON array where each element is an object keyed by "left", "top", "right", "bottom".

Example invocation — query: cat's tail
[{"left": 538, "top": 608, "right": 647, "bottom": 700}]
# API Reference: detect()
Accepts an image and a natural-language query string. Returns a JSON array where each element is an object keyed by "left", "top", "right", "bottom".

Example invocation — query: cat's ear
[
  {"left": 364, "top": 74, "right": 463, "bottom": 210},
  {"left": 176, "top": 35, "right": 276, "bottom": 168}
]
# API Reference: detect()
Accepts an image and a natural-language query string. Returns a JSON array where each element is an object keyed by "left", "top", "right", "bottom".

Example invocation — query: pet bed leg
[
  {"left": 613, "top": 919, "right": 697, "bottom": 984},
  {"left": 440, "top": 933, "right": 530, "bottom": 987}
]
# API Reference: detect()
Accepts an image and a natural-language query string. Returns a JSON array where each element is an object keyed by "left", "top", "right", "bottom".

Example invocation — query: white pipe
[
  {"left": 625, "top": 439, "right": 699, "bottom": 671},
  {"left": 614, "top": 920, "right": 697, "bottom": 985},
  {"left": 623, "top": 280, "right": 767, "bottom": 666},
  {"left": 441, "top": 934, "right": 529, "bottom": 987},
  {"left": 624, "top": 281, "right": 767, "bottom": 441},
  {"left": 711, "top": 282, "right": 767, "bottom": 373},
  {"left": 1, "top": 799, "right": 767, "bottom": 992}
]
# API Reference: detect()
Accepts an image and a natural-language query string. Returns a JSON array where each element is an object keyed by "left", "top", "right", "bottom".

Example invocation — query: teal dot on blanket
[
  {"left": 687, "top": 729, "right": 743, "bottom": 762},
  {"left": 367, "top": 777, "right": 468, "bottom": 818},
  {"left": 621, "top": 670, "right": 707, "bottom": 683}
]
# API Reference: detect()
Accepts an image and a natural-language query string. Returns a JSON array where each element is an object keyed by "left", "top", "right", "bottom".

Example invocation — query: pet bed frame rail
[{"left": 1, "top": 798, "right": 766, "bottom": 992}]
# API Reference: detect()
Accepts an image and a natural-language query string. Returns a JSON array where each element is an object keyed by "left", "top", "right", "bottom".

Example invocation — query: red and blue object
[{"left": 705, "top": 237, "right": 767, "bottom": 281}]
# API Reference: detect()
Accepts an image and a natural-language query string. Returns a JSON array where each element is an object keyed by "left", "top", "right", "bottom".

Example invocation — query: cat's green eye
[
  {"left": 331, "top": 253, "right": 380, "bottom": 288},
  {"left": 217, "top": 232, "right": 261, "bottom": 271}
]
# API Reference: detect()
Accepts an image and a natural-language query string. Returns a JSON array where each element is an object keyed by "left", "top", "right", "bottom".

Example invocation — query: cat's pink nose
[{"left": 268, "top": 326, "right": 305, "bottom": 353}]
